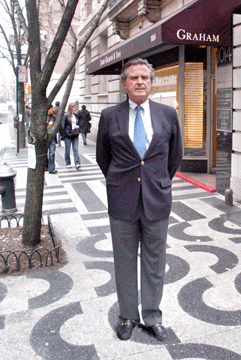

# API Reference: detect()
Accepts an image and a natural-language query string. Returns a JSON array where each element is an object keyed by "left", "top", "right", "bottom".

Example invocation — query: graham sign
[
  {"left": 87, "top": 0, "right": 241, "bottom": 75},
  {"left": 176, "top": 29, "right": 220, "bottom": 43}
]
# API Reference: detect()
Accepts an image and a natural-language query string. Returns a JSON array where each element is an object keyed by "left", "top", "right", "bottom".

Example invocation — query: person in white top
[{"left": 62, "top": 103, "right": 81, "bottom": 169}]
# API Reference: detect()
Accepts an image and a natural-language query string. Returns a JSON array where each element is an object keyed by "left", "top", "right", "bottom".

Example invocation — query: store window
[
  {"left": 184, "top": 62, "right": 204, "bottom": 153},
  {"left": 184, "top": 46, "right": 207, "bottom": 156},
  {"left": 150, "top": 46, "right": 207, "bottom": 159},
  {"left": 150, "top": 65, "right": 179, "bottom": 113}
]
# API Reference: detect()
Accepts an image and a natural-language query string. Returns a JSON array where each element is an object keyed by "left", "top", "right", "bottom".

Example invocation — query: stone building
[{"left": 78, "top": 0, "right": 241, "bottom": 202}]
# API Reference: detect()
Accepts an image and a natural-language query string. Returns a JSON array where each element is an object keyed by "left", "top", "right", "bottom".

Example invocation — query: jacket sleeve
[
  {"left": 96, "top": 110, "right": 111, "bottom": 177},
  {"left": 62, "top": 114, "right": 67, "bottom": 128},
  {"left": 168, "top": 110, "right": 183, "bottom": 179}
]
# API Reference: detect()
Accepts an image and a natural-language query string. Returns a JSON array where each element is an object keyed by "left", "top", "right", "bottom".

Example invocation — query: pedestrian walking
[
  {"left": 62, "top": 103, "right": 81, "bottom": 169},
  {"left": 96, "top": 58, "right": 182, "bottom": 342},
  {"left": 77, "top": 104, "right": 91, "bottom": 145},
  {"left": 46, "top": 104, "right": 57, "bottom": 174},
  {"left": 53, "top": 101, "right": 61, "bottom": 146},
  {"left": 53, "top": 101, "right": 60, "bottom": 115}
]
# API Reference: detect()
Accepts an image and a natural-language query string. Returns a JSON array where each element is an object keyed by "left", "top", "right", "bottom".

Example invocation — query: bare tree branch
[
  {"left": 0, "top": 49, "right": 12, "bottom": 66},
  {"left": 0, "top": 0, "right": 30, "bottom": 78},
  {"left": 10, "top": 1, "right": 24, "bottom": 65},
  {"left": 0, "top": 23, "right": 17, "bottom": 75},
  {"left": 25, "top": 0, "right": 41, "bottom": 87},
  {"left": 38, "top": 0, "right": 79, "bottom": 91},
  {"left": 49, "top": 0, "right": 78, "bottom": 137},
  {"left": 48, "top": 0, "right": 110, "bottom": 104},
  {"left": 58, "top": 0, "right": 77, "bottom": 43},
  {"left": 12, "top": 0, "right": 29, "bottom": 38},
  {"left": 0, "top": 0, "right": 9, "bottom": 14}
]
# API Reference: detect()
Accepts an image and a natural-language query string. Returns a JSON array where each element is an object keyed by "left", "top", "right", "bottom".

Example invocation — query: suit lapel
[
  {"left": 116, "top": 100, "right": 129, "bottom": 138},
  {"left": 144, "top": 100, "right": 162, "bottom": 158},
  {"left": 116, "top": 100, "right": 139, "bottom": 155}
]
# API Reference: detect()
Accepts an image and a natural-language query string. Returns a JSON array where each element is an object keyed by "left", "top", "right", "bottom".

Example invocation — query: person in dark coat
[
  {"left": 53, "top": 101, "right": 61, "bottom": 146},
  {"left": 96, "top": 58, "right": 182, "bottom": 342},
  {"left": 77, "top": 105, "right": 91, "bottom": 145}
]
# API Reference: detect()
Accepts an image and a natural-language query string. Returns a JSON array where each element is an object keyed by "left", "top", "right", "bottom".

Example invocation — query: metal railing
[{"left": 0, "top": 211, "right": 60, "bottom": 274}]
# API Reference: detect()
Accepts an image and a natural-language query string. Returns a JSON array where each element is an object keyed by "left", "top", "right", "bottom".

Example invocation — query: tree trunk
[
  {"left": 22, "top": 152, "right": 46, "bottom": 246},
  {"left": 22, "top": 102, "right": 49, "bottom": 246}
]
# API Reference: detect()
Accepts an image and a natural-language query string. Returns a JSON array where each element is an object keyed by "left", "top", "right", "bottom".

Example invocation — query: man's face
[{"left": 122, "top": 64, "right": 153, "bottom": 104}]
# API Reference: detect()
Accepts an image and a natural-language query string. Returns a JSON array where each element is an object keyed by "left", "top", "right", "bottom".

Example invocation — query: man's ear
[{"left": 122, "top": 81, "right": 127, "bottom": 94}]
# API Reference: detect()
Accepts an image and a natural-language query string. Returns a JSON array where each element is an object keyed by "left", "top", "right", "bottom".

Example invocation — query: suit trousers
[{"left": 109, "top": 192, "right": 169, "bottom": 326}]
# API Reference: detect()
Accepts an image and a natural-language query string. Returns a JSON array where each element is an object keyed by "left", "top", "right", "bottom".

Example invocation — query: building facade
[{"left": 78, "top": 0, "right": 241, "bottom": 201}]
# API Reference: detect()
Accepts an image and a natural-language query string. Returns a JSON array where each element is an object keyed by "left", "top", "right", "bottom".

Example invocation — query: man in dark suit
[{"left": 96, "top": 58, "right": 182, "bottom": 342}]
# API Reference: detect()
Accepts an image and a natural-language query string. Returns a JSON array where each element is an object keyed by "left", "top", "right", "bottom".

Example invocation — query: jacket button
[
  {"left": 141, "top": 161, "right": 144, "bottom": 165},
  {"left": 137, "top": 178, "right": 141, "bottom": 182}
]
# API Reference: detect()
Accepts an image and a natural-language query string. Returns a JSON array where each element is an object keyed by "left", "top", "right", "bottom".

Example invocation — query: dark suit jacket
[{"left": 96, "top": 99, "right": 182, "bottom": 221}]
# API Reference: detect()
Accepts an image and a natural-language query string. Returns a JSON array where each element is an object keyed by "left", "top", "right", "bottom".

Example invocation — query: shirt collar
[{"left": 129, "top": 99, "right": 149, "bottom": 112}]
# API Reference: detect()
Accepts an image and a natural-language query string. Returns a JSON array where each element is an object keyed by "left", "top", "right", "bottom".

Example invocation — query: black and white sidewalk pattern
[{"left": 0, "top": 146, "right": 241, "bottom": 359}]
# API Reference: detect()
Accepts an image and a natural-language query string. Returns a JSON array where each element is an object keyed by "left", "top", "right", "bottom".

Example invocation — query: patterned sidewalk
[{"left": 0, "top": 141, "right": 241, "bottom": 360}]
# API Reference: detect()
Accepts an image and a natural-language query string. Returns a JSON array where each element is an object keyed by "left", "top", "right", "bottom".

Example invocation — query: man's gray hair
[{"left": 121, "top": 58, "right": 155, "bottom": 82}]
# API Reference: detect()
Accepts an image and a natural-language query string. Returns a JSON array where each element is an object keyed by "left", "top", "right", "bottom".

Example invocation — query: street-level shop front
[{"left": 86, "top": 0, "right": 241, "bottom": 200}]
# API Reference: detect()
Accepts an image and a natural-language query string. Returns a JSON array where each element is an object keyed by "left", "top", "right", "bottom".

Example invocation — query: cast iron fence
[{"left": 0, "top": 211, "right": 60, "bottom": 274}]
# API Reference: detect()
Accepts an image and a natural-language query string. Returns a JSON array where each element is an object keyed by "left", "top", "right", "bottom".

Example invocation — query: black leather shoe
[
  {"left": 117, "top": 319, "right": 139, "bottom": 340},
  {"left": 139, "top": 323, "right": 167, "bottom": 341}
]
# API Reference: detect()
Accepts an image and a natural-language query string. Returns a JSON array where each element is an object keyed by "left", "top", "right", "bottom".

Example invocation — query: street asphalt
[{"left": 0, "top": 122, "right": 241, "bottom": 359}]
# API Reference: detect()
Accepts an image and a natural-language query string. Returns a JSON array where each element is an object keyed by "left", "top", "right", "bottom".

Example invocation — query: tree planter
[{"left": 0, "top": 212, "right": 60, "bottom": 274}]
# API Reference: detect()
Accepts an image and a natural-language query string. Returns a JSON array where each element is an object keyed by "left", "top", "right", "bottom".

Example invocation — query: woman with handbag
[{"left": 62, "top": 103, "right": 81, "bottom": 169}]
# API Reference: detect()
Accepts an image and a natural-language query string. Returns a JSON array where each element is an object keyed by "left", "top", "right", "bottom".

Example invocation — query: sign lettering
[
  {"left": 217, "top": 46, "right": 232, "bottom": 65},
  {"left": 100, "top": 50, "right": 122, "bottom": 67},
  {"left": 177, "top": 29, "right": 220, "bottom": 43},
  {"left": 18, "top": 65, "right": 26, "bottom": 82}
]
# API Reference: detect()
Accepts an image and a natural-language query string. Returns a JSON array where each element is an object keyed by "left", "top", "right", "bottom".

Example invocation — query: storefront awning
[{"left": 86, "top": 0, "right": 241, "bottom": 75}]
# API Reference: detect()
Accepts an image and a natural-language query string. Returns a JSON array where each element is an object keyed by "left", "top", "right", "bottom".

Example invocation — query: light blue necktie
[{"left": 134, "top": 105, "right": 146, "bottom": 159}]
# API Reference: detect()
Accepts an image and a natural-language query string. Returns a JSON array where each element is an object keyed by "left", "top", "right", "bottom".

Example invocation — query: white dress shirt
[{"left": 128, "top": 99, "right": 153, "bottom": 150}]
